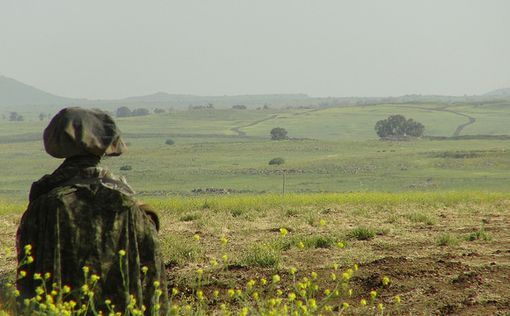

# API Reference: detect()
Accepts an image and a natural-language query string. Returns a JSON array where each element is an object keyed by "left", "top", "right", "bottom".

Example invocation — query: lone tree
[
  {"left": 375, "top": 115, "right": 424, "bottom": 138},
  {"left": 116, "top": 106, "right": 132, "bottom": 117},
  {"left": 270, "top": 127, "right": 288, "bottom": 140}
]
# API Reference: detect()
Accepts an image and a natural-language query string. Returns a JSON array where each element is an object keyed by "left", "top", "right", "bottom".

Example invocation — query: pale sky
[{"left": 1, "top": 0, "right": 509, "bottom": 99}]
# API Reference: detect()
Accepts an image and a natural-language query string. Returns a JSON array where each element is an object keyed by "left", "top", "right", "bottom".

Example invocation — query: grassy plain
[
  {"left": 2, "top": 103, "right": 510, "bottom": 200},
  {"left": 1, "top": 102, "right": 510, "bottom": 314}
]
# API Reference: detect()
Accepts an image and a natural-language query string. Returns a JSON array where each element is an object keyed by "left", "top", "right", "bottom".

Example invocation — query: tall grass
[{"left": 145, "top": 191, "right": 509, "bottom": 215}]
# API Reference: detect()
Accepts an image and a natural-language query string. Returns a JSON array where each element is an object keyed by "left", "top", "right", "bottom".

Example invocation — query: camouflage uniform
[{"left": 16, "top": 108, "right": 168, "bottom": 314}]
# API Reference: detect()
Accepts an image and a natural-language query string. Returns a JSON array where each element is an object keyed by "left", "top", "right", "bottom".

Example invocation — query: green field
[
  {"left": 1, "top": 103, "right": 510, "bottom": 201},
  {"left": 2, "top": 103, "right": 510, "bottom": 314}
]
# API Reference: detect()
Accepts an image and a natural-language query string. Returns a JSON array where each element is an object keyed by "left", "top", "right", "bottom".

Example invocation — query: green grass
[
  {"left": 3, "top": 104, "right": 510, "bottom": 201},
  {"left": 347, "top": 227, "right": 376, "bottom": 240},
  {"left": 436, "top": 233, "right": 459, "bottom": 246}
]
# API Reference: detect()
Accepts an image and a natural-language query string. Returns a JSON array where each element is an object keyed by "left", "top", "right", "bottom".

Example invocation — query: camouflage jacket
[{"left": 16, "top": 155, "right": 168, "bottom": 314}]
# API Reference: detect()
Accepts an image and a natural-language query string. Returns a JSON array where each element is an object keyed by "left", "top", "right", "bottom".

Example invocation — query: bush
[
  {"left": 165, "top": 139, "right": 175, "bottom": 145},
  {"left": 268, "top": 157, "right": 285, "bottom": 165},
  {"left": 119, "top": 165, "right": 132, "bottom": 171},
  {"left": 270, "top": 127, "right": 288, "bottom": 140}
]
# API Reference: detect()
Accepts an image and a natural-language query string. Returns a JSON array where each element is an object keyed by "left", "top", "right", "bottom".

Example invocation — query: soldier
[{"left": 16, "top": 107, "right": 168, "bottom": 314}]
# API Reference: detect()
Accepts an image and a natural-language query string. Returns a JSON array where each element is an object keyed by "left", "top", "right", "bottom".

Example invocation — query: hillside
[
  {"left": 0, "top": 75, "right": 314, "bottom": 112},
  {"left": 484, "top": 87, "right": 510, "bottom": 97},
  {"left": 0, "top": 75, "right": 75, "bottom": 109}
]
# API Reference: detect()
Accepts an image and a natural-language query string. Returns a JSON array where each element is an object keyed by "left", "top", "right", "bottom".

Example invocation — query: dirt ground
[
  {"left": 162, "top": 200, "right": 510, "bottom": 315},
  {"left": 2, "top": 197, "right": 510, "bottom": 315}
]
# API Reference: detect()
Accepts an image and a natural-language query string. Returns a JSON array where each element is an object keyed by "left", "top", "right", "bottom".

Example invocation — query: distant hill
[
  {"left": 1, "top": 75, "right": 509, "bottom": 114},
  {"left": 0, "top": 75, "right": 75, "bottom": 109},
  {"left": 0, "top": 75, "right": 313, "bottom": 112},
  {"left": 484, "top": 88, "right": 510, "bottom": 97}
]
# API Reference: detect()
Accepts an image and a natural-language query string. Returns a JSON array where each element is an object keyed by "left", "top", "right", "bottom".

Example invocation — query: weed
[
  {"left": 348, "top": 227, "right": 376, "bottom": 240},
  {"left": 436, "top": 233, "right": 458, "bottom": 246},
  {"left": 179, "top": 212, "right": 201, "bottom": 222},
  {"left": 299, "top": 235, "right": 337, "bottom": 249},
  {"left": 465, "top": 228, "right": 491, "bottom": 241},
  {"left": 239, "top": 243, "right": 281, "bottom": 268},
  {"left": 404, "top": 212, "right": 436, "bottom": 225}
]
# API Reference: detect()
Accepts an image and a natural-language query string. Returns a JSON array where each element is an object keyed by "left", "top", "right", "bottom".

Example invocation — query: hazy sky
[{"left": 1, "top": 0, "right": 509, "bottom": 99}]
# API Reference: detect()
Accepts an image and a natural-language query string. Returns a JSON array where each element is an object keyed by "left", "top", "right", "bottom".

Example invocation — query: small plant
[
  {"left": 285, "top": 208, "right": 299, "bottom": 217},
  {"left": 268, "top": 157, "right": 285, "bottom": 165},
  {"left": 119, "top": 165, "right": 132, "bottom": 171},
  {"left": 240, "top": 243, "right": 281, "bottom": 268},
  {"left": 165, "top": 138, "right": 175, "bottom": 145},
  {"left": 465, "top": 228, "right": 491, "bottom": 241},
  {"left": 179, "top": 212, "right": 201, "bottom": 222},
  {"left": 436, "top": 233, "right": 458, "bottom": 246},
  {"left": 348, "top": 227, "right": 376, "bottom": 240},
  {"left": 299, "top": 235, "right": 337, "bottom": 249},
  {"left": 404, "top": 212, "right": 435, "bottom": 225}
]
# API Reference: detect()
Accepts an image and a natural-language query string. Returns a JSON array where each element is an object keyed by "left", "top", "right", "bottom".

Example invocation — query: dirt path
[
  {"left": 229, "top": 114, "right": 278, "bottom": 137},
  {"left": 395, "top": 105, "right": 477, "bottom": 137}
]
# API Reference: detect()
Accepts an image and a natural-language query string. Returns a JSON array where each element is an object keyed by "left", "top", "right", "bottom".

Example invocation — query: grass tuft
[
  {"left": 436, "top": 233, "right": 458, "bottom": 246},
  {"left": 239, "top": 243, "right": 281, "bottom": 268},
  {"left": 348, "top": 227, "right": 376, "bottom": 240}
]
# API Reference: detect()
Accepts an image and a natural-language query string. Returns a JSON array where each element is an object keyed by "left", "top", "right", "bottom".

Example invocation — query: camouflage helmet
[{"left": 43, "top": 107, "right": 126, "bottom": 158}]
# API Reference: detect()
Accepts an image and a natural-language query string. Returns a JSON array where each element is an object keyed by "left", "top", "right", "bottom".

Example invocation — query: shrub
[
  {"left": 270, "top": 127, "right": 288, "bottom": 140},
  {"left": 268, "top": 157, "right": 285, "bottom": 165},
  {"left": 165, "top": 138, "right": 175, "bottom": 145},
  {"left": 119, "top": 165, "right": 132, "bottom": 171}
]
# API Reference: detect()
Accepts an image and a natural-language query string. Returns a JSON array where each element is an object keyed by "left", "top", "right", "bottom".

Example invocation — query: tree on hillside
[
  {"left": 375, "top": 115, "right": 425, "bottom": 138},
  {"left": 232, "top": 104, "right": 247, "bottom": 110},
  {"left": 116, "top": 106, "right": 132, "bottom": 117},
  {"left": 270, "top": 127, "right": 288, "bottom": 140}
]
